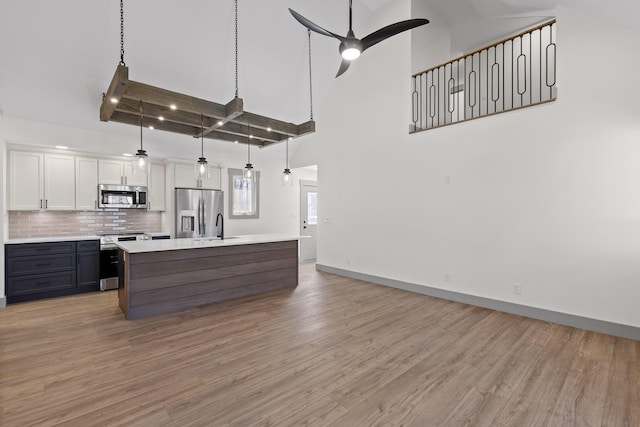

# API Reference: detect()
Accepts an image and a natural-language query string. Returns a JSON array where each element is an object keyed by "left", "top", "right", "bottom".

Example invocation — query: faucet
[{"left": 215, "top": 213, "right": 224, "bottom": 239}]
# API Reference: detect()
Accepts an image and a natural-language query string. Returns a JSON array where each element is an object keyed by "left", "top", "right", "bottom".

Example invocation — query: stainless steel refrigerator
[{"left": 175, "top": 188, "right": 224, "bottom": 238}]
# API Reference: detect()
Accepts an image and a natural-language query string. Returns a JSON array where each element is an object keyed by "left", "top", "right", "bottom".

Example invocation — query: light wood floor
[{"left": 1, "top": 263, "right": 638, "bottom": 426}]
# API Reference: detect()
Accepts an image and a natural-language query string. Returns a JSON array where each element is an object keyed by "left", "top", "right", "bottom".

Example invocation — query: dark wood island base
[{"left": 118, "top": 240, "right": 298, "bottom": 319}]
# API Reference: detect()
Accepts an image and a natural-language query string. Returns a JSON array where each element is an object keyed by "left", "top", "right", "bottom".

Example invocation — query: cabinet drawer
[
  {"left": 77, "top": 240, "right": 99, "bottom": 252},
  {"left": 6, "top": 241, "right": 76, "bottom": 257},
  {"left": 7, "top": 271, "right": 76, "bottom": 296},
  {"left": 6, "top": 253, "right": 75, "bottom": 276}
]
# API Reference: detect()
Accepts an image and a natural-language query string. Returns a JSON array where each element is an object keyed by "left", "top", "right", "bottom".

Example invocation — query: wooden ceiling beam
[
  {"left": 125, "top": 81, "right": 228, "bottom": 118},
  {"left": 116, "top": 98, "right": 218, "bottom": 130},
  {"left": 236, "top": 112, "right": 299, "bottom": 135},
  {"left": 110, "top": 111, "right": 201, "bottom": 137},
  {"left": 100, "top": 66, "right": 315, "bottom": 146},
  {"left": 100, "top": 65, "right": 129, "bottom": 122},
  {"left": 196, "top": 97, "right": 245, "bottom": 138}
]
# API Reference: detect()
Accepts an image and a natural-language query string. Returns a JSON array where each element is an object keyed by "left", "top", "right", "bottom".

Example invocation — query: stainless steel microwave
[{"left": 98, "top": 184, "right": 148, "bottom": 209}]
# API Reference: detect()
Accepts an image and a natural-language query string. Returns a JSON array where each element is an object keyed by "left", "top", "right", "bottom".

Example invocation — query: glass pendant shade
[
  {"left": 281, "top": 168, "right": 293, "bottom": 186},
  {"left": 133, "top": 150, "right": 149, "bottom": 173},
  {"left": 243, "top": 136, "right": 253, "bottom": 179},
  {"left": 195, "top": 158, "right": 210, "bottom": 179},
  {"left": 281, "top": 138, "right": 292, "bottom": 186},
  {"left": 243, "top": 163, "right": 253, "bottom": 179}
]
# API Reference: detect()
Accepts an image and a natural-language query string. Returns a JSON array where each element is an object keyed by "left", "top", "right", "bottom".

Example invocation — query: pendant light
[
  {"left": 243, "top": 125, "right": 253, "bottom": 179},
  {"left": 195, "top": 114, "right": 210, "bottom": 179},
  {"left": 282, "top": 137, "right": 293, "bottom": 186},
  {"left": 133, "top": 100, "right": 149, "bottom": 173}
]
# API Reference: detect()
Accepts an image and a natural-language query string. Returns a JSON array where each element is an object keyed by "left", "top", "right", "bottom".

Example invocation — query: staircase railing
[{"left": 411, "top": 20, "right": 556, "bottom": 132}]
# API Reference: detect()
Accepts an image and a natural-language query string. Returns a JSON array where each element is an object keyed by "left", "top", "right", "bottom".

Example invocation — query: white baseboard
[
  {"left": 316, "top": 264, "right": 640, "bottom": 342},
  {"left": 0, "top": 297, "right": 6, "bottom": 308}
]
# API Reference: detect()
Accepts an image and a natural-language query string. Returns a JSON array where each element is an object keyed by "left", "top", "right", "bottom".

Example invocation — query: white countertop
[
  {"left": 5, "top": 235, "right": 101, "bottom": 244},
  {"left": 115, "top": 234, "right": 302, "bottom": 253},
  {"left": 5, "top": 232, "right": 171, "bottom": 245}
]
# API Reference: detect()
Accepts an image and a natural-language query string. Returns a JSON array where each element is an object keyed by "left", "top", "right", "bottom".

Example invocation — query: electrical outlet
[
  {"left": 444, "top": 273, "right": 452, "bottom": 283},
  {"left": 444, "top": 175, "right": 452, "bottom": 185},
  {"left": 512, "top": 283, "right": 522, "bottom": 295}
]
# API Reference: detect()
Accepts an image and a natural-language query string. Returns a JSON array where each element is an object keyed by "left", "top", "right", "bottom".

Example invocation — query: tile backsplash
[{"left": 8, "top": 210, "right": 163, "bottom": 238}]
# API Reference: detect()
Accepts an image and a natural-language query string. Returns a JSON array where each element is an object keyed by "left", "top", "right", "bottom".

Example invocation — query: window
[
  {"left": 228, "top": 168, "right": 260, "bottom": 219},
  {"left": 307, "top": 192, "right": 317, "bottom": 225}
]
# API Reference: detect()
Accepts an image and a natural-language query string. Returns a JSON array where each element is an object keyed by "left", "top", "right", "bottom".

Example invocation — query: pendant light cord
[
  {"left": 235, "top": 0, "right": 239, "bottom": 98},
  {"left": 119, "top": 0, "right": 126, "bottom": 66},
  {"left": 286, "top": 138, "right": 289, "bottom": 169},
  {"left": 201, "top": 114, "right": 205, "bottom": 158},
  {"left": 139, "top": 100, "right": 143, "bottom": 150},
  {"left": 247, "top": 123, "right": 251, "bottom": 164},
  {"left": 308, "top": 29, "right": 313, "bottom": 121}
]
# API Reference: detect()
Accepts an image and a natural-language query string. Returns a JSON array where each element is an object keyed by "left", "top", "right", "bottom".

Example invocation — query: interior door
[{"left": 300, "top": 181, "right": 317, "bottom": 262}]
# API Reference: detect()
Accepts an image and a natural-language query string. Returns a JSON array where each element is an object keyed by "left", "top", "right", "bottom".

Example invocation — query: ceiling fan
[{"left": 289, "top": 0, "right": 429, "bottom": 77}]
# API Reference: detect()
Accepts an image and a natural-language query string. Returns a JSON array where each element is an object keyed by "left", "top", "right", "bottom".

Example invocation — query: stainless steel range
[{"left": 98, "top": 231, "right": 151, "bottom": 291}]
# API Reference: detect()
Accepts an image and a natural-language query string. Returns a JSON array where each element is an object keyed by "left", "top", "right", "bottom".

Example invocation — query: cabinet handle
[
  {"left": 40, "top": 199, "right": 43, "bottom": 209},
  {"left": 45, "top": 199, "right": 48, "bottom": 209},
  {"left": 36, "top": 263, "right": 51, "bottom": 267},
  {"left": 95, "top": 200, "right": 97, "bottom": 209}
]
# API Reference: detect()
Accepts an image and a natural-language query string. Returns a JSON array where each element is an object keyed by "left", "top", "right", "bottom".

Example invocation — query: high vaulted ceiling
[{"left": 0, "top": 0, "right": 637, "bottom": 158}]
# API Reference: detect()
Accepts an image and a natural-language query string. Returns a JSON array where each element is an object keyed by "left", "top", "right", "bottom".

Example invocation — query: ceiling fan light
[{"left": 341, "top": 47, "right": 361, "bottom": 60}]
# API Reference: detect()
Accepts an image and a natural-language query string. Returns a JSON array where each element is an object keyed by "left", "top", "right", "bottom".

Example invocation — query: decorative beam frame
[{"left": 100, "top": 65, "right": 315, "bottom": 147}]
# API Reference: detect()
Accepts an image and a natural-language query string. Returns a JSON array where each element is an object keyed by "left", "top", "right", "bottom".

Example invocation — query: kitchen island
[{"left": 115, "top": 234, "right": 300, "bottom": 319}]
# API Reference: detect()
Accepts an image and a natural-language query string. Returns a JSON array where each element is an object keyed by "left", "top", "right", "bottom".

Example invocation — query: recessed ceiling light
[
  {"left": 123, "top": 153, "right": 133, "bottom": 157},
  {"left": 249, "top": 135, "right": 253, "bottom": 139},
  {"left": 234, "top": 140, "right": 238, "bottom": 144},
  {"left": 148, "top": 125, "right": 154, "bottom": 129},
  {"left": 55, "top": 145, "right": 68, "bottom": 150},
  {"left": 217, "top": 120, "right": 223, "bottom": 126},
  {"left": 158, "top": 116, "right": 165, "bottom": 121},
  {"left": 110, "top": 97, "right": 118, "bottom": 104},
  {"left": 170, "top": 104, "right": 177, "bottom": 110},
  {"left": 267, "top": 127, "right": 272, "bottom": 132}
]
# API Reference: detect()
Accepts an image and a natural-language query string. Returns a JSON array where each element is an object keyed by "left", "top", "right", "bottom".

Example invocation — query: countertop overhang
[{"left": 115, "top": 234, "right": 304, "bottom": 253}]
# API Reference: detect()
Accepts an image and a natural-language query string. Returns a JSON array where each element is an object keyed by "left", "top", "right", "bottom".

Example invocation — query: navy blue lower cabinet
[
  {"left": 77, "top": 251, "right": 99, "bottom": 288},
  {"left": 5, "top": 240, "right": 100, "bottom": 303}
]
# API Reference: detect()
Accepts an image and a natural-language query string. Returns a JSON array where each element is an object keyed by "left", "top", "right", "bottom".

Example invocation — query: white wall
[{"left": 293, "top": 1, "right": 640, "bottom": 328}]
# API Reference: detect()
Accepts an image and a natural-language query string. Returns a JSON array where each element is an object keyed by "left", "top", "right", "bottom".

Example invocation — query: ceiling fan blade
[
  {"left": 361, "top": 18, "right": 429, "bottom": 51},
  {"left": 289, "top": 9, "right": 345, "bottom": 41},
  {"left": 336, "top": 59, "right": 351, "bottom": 77}
]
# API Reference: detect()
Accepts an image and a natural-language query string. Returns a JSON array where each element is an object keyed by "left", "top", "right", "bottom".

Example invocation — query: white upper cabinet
[
  {"left": 9, "top": 151, "right": 76, "bottom": 211},
  {"left": 174, "top": 163, "right": 221, "bottom": 190},
  {"left": 43, "top": 154, "right": 76, "bottom": 210},
  {"left": 148, "top": 163, "right": 166, "bottom": 211},
  {"left": 99, "top": 159, "right": 147, "bottom": 186},
  {"left": 9, "top": 151, "right": 44, "bottom": 210},
  {"left": 75, "top": 157, "right": 99, "bottom": 210}
]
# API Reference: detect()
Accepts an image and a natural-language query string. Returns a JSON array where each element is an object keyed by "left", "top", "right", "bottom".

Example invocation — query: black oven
[{"left": 98, "top": 234, "right": 147, "bottom": 290}]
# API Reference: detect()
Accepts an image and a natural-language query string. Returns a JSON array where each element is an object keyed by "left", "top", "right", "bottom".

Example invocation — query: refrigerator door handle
[
  {"left": 196, "top": 199, "right": 201, "bottom": 237},
  {"left": 202, "top": 199, "right": 207, "bottom": 237}
]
